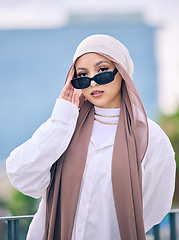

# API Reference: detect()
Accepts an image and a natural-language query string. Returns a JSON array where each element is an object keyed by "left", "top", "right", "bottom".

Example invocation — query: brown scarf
[{"left": 43, "top": 57, "right": 148, "bottom": 240}]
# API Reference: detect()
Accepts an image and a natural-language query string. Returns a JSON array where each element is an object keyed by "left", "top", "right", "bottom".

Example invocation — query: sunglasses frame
[{"left": 71, "top": 67, "right": 118, "bottom": 89}]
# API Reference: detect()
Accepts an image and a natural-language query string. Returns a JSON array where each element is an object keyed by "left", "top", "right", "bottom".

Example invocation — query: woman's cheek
[{"left": 81, "top": 89, "right": 89, "bottom": 99}]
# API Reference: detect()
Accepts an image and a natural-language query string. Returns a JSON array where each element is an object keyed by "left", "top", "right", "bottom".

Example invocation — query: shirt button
[
  {"left": 88, "top": 175, "right": 92, "bottom": 180},
  {"left": 83, "top": 200, "right": 87, "bottom": 206},
  {"left": 78, "top": 228, "right": 82, "bottom": 232}
]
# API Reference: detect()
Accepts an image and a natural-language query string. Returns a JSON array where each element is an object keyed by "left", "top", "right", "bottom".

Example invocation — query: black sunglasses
[{"left": 71, "top": 68, "right": 118, "bottom": 89}]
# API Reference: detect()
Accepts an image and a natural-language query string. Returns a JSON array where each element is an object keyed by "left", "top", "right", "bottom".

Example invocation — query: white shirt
[{"left": 6, "top": 99, "right": 176, "bottom": 240}]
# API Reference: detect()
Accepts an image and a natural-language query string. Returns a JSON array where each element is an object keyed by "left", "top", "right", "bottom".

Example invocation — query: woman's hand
[{"left": 59, "top": 75, "right": 82, "bottom": 108}]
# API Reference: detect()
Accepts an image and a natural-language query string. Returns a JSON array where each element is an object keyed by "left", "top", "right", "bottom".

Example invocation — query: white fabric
[
  {"left": 73, "top": 34, "right": 134, "bottom": 78},
  {"left": 92, "top": 106, "right": 120, "bottom": 147},
  {"left": 6, "top": 99, "right": 176, "bottom": 240}
]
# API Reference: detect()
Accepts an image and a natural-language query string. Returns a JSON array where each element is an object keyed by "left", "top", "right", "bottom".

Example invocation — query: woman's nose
[{"left": 90, "top": 80, "right": 98, "bottom": 87}]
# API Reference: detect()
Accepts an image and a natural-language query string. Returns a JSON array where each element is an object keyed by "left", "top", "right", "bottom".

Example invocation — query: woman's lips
[{"left": 91, "top": 90, "right": 104, "bottom": 97}]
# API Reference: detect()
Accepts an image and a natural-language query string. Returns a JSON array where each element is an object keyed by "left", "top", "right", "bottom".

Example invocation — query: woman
[{"left": 6, "top": 34, "right": 176, "bottom": 240}]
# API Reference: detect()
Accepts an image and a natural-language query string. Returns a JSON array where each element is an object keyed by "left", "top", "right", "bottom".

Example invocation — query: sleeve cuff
[{"left": 51, "top": 98, "right": 79, "bottom": 123}]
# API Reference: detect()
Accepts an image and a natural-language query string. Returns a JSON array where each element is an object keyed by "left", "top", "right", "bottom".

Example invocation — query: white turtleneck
[{"left": 92, "top": 106, "right": 120, "bottom": 147}]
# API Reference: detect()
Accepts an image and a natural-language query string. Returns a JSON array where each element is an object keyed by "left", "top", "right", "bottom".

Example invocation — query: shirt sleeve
[
  {"left": 6, "top": 99, "right": 79, "bottom": 199},
  {"left": 142, "top": 118, "right": 176, "bottom": 233}
]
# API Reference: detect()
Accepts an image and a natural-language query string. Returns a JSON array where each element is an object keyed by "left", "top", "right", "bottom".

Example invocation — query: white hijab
[{"left": 73, "top": 34, "right": 134, "bottom": 78}]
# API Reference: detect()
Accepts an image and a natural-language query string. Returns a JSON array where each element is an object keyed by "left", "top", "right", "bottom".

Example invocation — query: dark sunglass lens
[
  {"left": 71, "top": 78, "right": 90, "bottom": 89},
  {"left": 95, "top": 72, "right": 114, "bottom": 85},
  {"left": 71, "top": 79, "right": 79, "bottom": 89}
]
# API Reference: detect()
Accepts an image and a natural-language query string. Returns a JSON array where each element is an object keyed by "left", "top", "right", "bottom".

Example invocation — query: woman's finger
[
  {"left": 59, "top": 79, "right": 74, "bottom": 102},
  {"left": 66, "top": 74, "right": 73, "bottom": 84},
  {"left": 73, "top": 93, "right": 80, "bottom": 108}
]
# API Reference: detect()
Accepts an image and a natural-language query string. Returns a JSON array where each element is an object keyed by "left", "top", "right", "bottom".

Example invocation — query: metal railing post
[
  {"left": 153, "top": 224, "right": 160, "bottom": 240},
  {"left": 14, "top": 220, "right": 19, "bottom": 240},
  {"left": 8, "top": 220, "right": 13, "bottom": 240},
  {"left": 170, "top": 210, "right": 177, "bottom": 240}
]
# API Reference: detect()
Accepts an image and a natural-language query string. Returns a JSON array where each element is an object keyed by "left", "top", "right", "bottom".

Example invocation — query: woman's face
[{"left": 75, "top": 53, "right": 122, "bottom": 108}]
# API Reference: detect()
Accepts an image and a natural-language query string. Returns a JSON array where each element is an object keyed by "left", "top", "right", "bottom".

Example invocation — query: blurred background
[{"left": 0, "top": 0, "right": 179, "bottom": 239}]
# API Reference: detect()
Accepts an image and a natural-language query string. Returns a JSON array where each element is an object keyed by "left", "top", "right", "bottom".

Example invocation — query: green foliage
[
  {"left": 158, "top": 110, "right": 179, "bottom": 171},
  {"left": 6, "top": 189, "right": 39, "bottom": 216},
  {"left": 158, "top": 109, "right": 179, "bottom": 205}
]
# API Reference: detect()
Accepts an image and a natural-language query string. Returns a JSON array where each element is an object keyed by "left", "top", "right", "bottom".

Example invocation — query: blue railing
[
  {"left": 152, "top": 209, "right": 179, "bottom": 240},
  {"left": 0, "top": 209, "right": 179, "bottom": 240},
  {"left": 0, "top": 215, "right": 33, "bottom": 240}
]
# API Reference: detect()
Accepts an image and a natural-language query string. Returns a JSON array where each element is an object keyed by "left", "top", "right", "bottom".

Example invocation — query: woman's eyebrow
[
  {"left": 95, "top": 61, "right": 110, "bottom": 67},
  {"left": 76, "top": 67, "right": 87, "bottom": 71},
  {"left": 76, "top": 61, "right": 110, "bottom": 71}
]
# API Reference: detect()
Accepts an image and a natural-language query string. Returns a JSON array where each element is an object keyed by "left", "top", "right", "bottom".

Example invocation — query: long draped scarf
[{"left": 43, "top": 35, "right": 149, "bottom": 240}]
